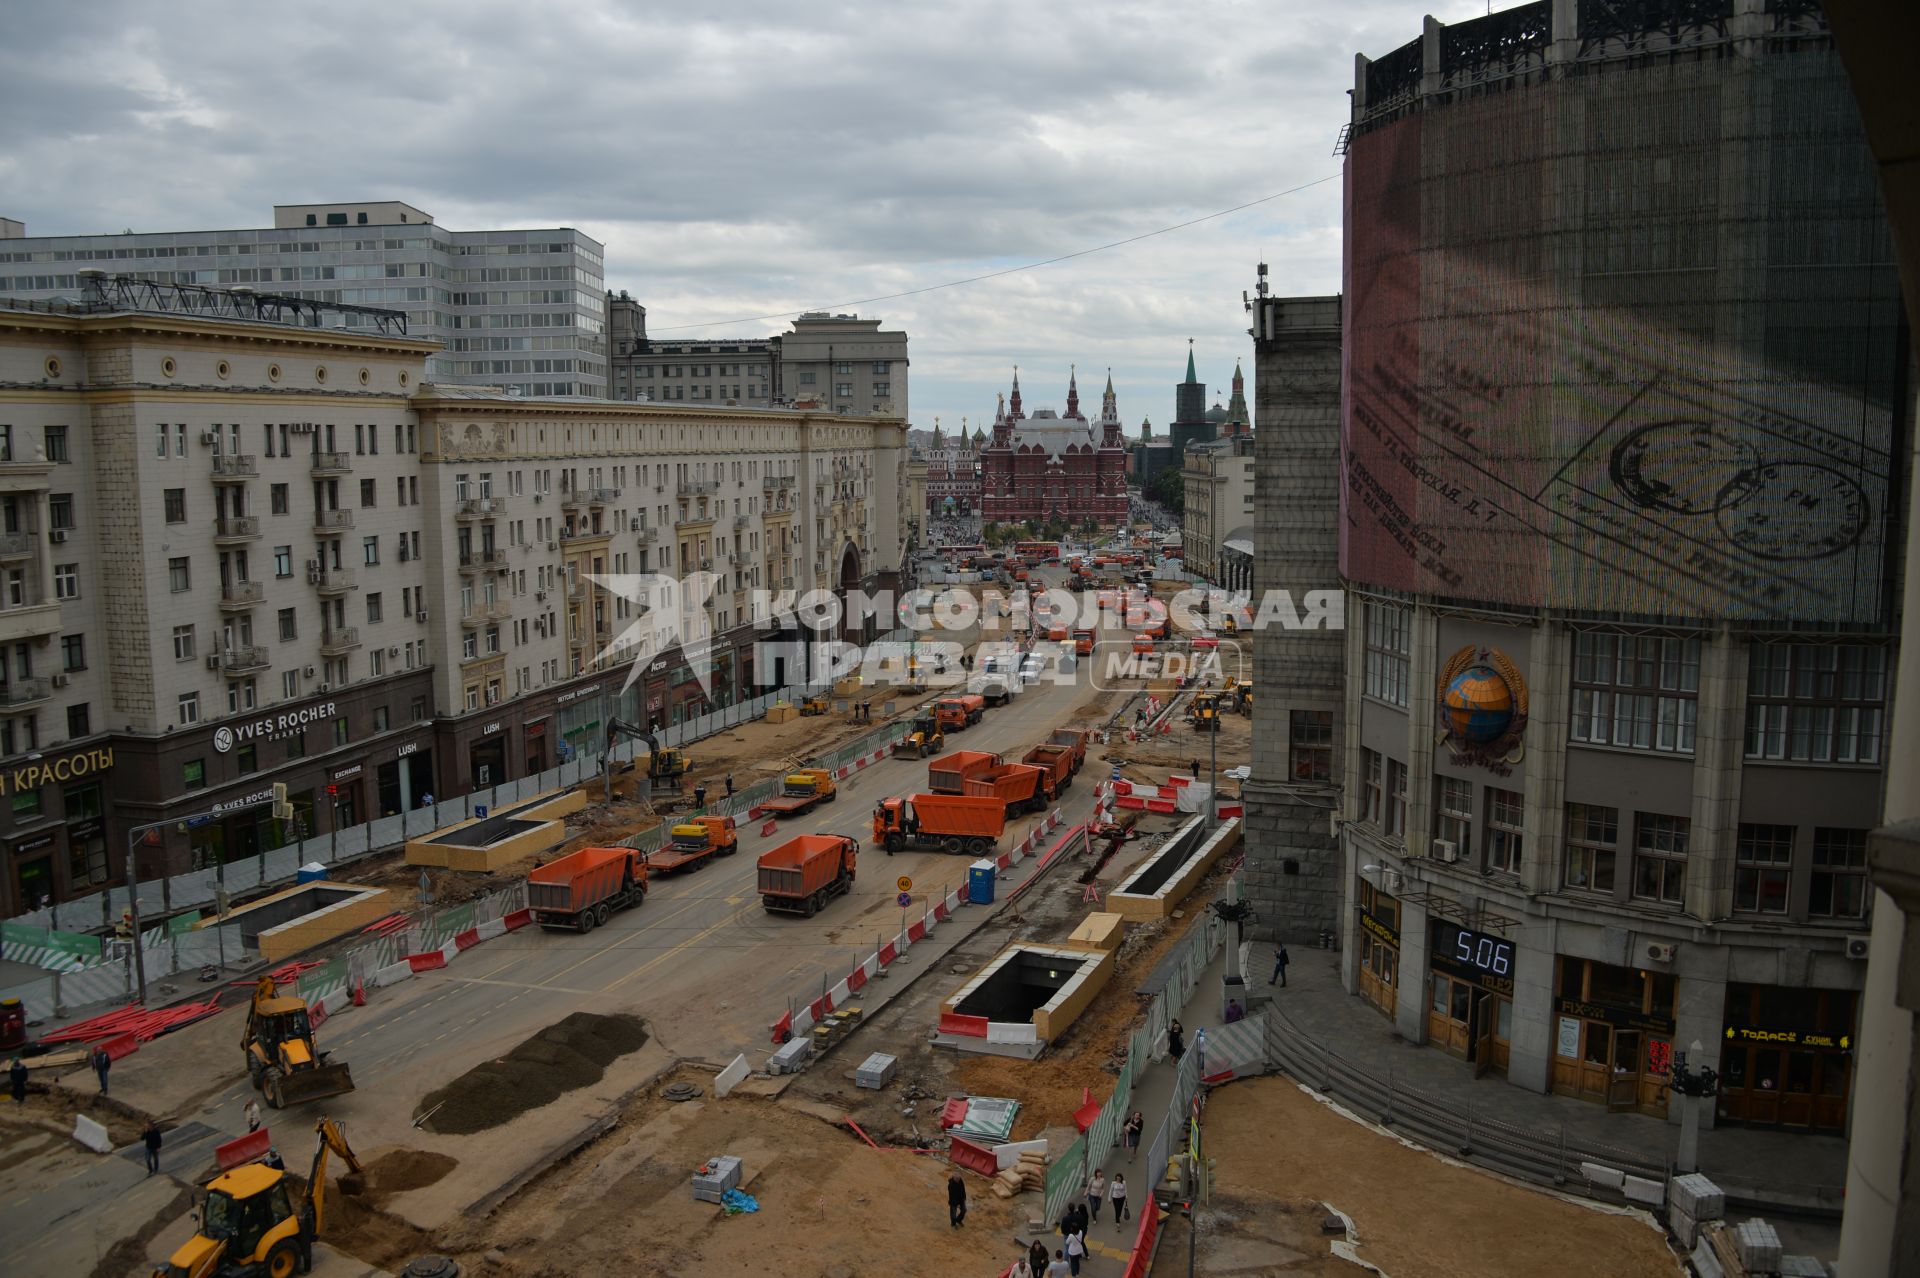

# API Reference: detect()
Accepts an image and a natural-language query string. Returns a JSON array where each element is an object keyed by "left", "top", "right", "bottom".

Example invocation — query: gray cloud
[{"left": 0, "top": 0, "right": 1491, "bottom": 429}]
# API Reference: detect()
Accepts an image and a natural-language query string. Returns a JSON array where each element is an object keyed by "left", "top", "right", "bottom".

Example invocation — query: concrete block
[
  {"left": 1689, "top": 1237, "right": 1725, "bottom": 1278},
  {"left": 1622, "top": 1175, "right": 1665, "bottom": 1206},
  {"left": 72, "top": 1114, "right": 112, "bottom": 1153},
  {"left": 769, "top": 1036, "right": 812, "bottom": 1074},
  {"left": 692, "top": 1154, "right": 743, "bottom": 1203},
  {"left": 1777, "top": 1257, "right": 1827, "bottom": 1277},
  {"left": 713, "top": 1054, "right": 750, "bottom": 1099},
  {"left": 1579, "top": 1161, "right": 1624, "bottom": 1190},
  {"left": 855, "top": 1052, "right": 898, "bottom": 1089},
  {"left": 1667, "top": 1201, "right": 1701, "bottom": 1250}
]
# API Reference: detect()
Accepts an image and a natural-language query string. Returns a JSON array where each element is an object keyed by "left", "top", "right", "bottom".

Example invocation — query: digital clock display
[{"left": 1436, "top": 922, "right": 1514, "bottom": 977}]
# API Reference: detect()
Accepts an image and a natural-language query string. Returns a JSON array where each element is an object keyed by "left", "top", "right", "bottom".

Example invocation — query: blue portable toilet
[
  {"left": 968, "top": 859, "right": 997, "bottom": 905},
  {"left": 295, "top": 861, "right": 329, "bottom": 884}
]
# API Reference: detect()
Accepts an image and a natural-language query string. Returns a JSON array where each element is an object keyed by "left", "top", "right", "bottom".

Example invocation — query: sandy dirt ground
[{"left": 1201, "top": 1077, "right": 1681, "bottom": 1278}]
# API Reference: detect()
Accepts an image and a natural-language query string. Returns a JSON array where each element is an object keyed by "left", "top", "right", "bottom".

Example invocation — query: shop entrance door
[
  {"left": 1607, "top": 1030, "right": 1642, "bottom": 1111},
  {"left": 1472, "top": 990, "right": 1496, "bottom": 1078}
]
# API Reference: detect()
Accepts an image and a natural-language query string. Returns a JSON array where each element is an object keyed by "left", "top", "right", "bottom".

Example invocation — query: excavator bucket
[{"left": 270, "top": 1060, "right": 355, "bottom": 1108}]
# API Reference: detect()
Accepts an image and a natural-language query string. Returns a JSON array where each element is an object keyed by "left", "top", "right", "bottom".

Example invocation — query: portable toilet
[
  {"left": 968, "top": 859, "right": 997, "bottom": 906},
  {"left": 295, "top": 861, "right": 329, "bottom": 884}
]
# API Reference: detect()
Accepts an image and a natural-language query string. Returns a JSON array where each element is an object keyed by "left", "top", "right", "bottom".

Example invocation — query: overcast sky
[{"left": 0, "top": 0, "right": 1493, "bottom": 432}]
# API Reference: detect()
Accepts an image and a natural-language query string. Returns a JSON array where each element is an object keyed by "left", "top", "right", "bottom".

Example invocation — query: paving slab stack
[
  {"left": 692, "top": 1155, "right": 744, "bottom": 1204},
  {"left": 855, "top": 1051, "right": 898, "bottom": 1089},
  {"left": 1666, "top": 1173, "right": 1724, "bottom": 1250},
  {"left": 769, "top": 1037, "right": 812, "bottom": 1074},
  {"left": 1733, "top": 1219, "right": 1783, "bottom": 1276}
]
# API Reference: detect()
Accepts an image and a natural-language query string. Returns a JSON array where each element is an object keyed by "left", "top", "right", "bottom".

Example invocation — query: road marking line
[
  {"left": 600, "top": 899, "right": 761, "bottom": 993},
  {"left": 446, "top": 976, "right": 598, "bottom": 995}
]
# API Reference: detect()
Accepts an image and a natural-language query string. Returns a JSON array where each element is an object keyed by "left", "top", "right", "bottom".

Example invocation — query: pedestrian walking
[
  {"left": 1271, "top": 942, "right": 1290, "bottom": 987},
  {"left": 1087, "top": 1169, "right": 1106, "bottom": 1222},
  {"left": 1167, "top": 1018, "right": 1186, "bottom": 1064},
  {"left": 725, "top": 773, "right": 735, "bottom": 798},
  {"left": 1028, "top": 1239, "right": 1051, "bottom": 1276},
  {"left": 243, "top": 1098, "right": 261, "bottom": 1133},
  {"left": 1046, "top": 1250, "right": 1071, "bottom": 1278},
  {"left": 91, "top": 1044, "right": 110, "bottom": 1094},
  {"left": 1190, "top": 758, "right": 1201, "bottom": 779},
  {"left": 1110, "top": 1172, "right": 1130, "bottom": 1225},
  {"left": 1123, "top": 1110, "right": 1144, "bottom": 1160},
  {"left": 1065, "top": 1226, "right": 1087, "bottom": 1275},
  {"left": 1225, "top": 998, "right": 1245, "bottom": 1023},
  {"left": 9, "top": 1055, "right": 27, "bottom": 1105},
  {"left": 1010, "top": 1254, "right": 1034, "bottom": 1278},
  {"left": 264, "top": 1146, "right": 285, "bottom": 1171},
  {"left": 947, "top": 1169, "right": 967, "bottom": 1228},
  {"left": 142, "top": 1119, "right": 162, "bottom": 1175}
]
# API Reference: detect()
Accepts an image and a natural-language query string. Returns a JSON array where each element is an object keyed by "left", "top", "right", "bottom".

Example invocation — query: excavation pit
[
  {"left": 936, "top": 941, "right": 1115, "bottom": 1058},
  {"left": 224, "top": 881, "right": 393, "bottom": 962},
  {"left": 403, "top": 787, "right": 585, "bottom": 872}
]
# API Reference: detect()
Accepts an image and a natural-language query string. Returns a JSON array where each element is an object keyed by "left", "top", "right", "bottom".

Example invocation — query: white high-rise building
[{"left": 0, "top": 201, "right": 608, "bottom": 397}]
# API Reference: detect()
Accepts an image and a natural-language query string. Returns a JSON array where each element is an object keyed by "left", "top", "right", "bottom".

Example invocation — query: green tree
[{"left": 1147, "top": 468, "right": 1185, "bottom": 515}]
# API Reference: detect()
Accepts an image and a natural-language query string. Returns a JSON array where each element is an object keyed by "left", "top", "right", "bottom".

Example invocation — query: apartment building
[
  {"left": 1180, "top": 430, "right": 1253, "bottom": 588},
  {"left": 0, "top": 276, "right": 906, "bottom": 914},
  {"left": 0, "top": 200, "right": 609, "bottom": 396},
  {"left": 607, "top": 293, "right": 908, "bottom": 417}
]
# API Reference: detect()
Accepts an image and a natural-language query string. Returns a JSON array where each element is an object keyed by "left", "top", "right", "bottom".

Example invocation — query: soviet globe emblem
[
  {"left": 1443, "top": 665, "right": 1514, "bottom": 744},
  {"left": 1608, "top": 421, "right": 1762, "bottom": 515}
]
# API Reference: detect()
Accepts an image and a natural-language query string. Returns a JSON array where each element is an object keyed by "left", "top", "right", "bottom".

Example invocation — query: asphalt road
[{"left": 205, "top": 566, "right": 1133, "bottom": 1120}]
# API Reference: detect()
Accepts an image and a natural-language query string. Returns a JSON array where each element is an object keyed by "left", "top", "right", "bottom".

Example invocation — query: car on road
[{"left": 1019, "top": 654, "right": 1046, "bottom": 683}]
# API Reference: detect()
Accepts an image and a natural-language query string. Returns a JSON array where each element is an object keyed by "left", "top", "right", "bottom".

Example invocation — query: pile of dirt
[
  {"left": 343, "top": 1148, "right": 458, "bottom": 1208},
  {"left": 309, "top": 1173, "right": 439, "bottom": 1271},
  {"left": 415, "top": 1012, "right": 648, "bottom": 1135}
]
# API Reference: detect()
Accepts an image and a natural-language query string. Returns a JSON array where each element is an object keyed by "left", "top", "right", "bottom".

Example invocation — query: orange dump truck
[
  {"left": 759, "top": 768, "right": 838, "bottom": 818},
  {"left": 1021, "top": 743, "right": 1076, "bottom": 796},
  {"left": 961, "top": 761, "right": 1056, "bottom": 815},
  {"left": 527, "top": 845, "right": 648, "bottom": 933},
  {"left": 872, "top": 793, "right": 1007, "bottom": 856},
  {"left": 935, "top": 694, "right": 985, "bottom": 731},
  {"left": 928, "top": 749, "right": 1002, "bottom": 795},
  {"left": 1073, "top": 628, "right": 1095, "bottom": 655},
  {"left": 1044, "top": 728, "right": 1090, "bottom": 773},
  {"left": 756, "top": 834, "right": 858, "bottom": 917}
]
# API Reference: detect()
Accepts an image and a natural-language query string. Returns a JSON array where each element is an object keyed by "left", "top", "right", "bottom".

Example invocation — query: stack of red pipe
[{"left": 39, "top": 998, "right": 222, "bottom": 1046}]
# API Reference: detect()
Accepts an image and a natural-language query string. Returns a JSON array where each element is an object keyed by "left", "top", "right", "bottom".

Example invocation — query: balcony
[
  {"left": 312, "top": 567, "right": 355, "bottom": 594},
  {"left": 0, "top": 532, "right": 33, "bottom": 560},
  {"left": 210, "top": 454, "right": 257, "bottom": 482},
  {"left": 219, "top": 580, "right": 264, "bottom": 611},
  {"left": 678, "top": 479, "right": 719, "bottom": 498},
  {"left": 219, "top": 646, "right": 269, "bottom": 674},
  {"left": 633, "top": 524, "right": 658, "bottom": 545},
  {"left": 0, "top": 677, "right": 52, "bottom": 709},
  {"left": 458, "top": 549, "right": 507, "bottom": 574},
  {"left": 560, "top": 489, "right": 583, "bottom": 511},
  {"left": 310, "top": 451, "right": 351, "bottom": 476},
  {"left": 456, "top": 497, "right": 504, "bottom": 521},
  {"left": 460, "top": 600, "right": 512, "bottom": 626},
  {"left": 319, "top": 627, "right": 361, "bottom": 656},
  {"left": 313, "top": 508, "right": 354, "bottom": 533},
  {"left": 567, "top": 580, "right": 587, "bottom": 603},
  {"left": 213, "top": 516, "right": 261, "bottom": 542},
  {"left": 0, "top": 601, "right": 62, "bottom": 644},
  {"left": 586, "top": 486, "right": 618, "bottom": 505},
  {"left": 460, "top": 648, "right": 506, "bottom": 670},
  {"left": 763, "top": 475, "right": 794, "bottom": 491},
  {"left": 733, "top": 515, "right": 751, "bottom": 530}
]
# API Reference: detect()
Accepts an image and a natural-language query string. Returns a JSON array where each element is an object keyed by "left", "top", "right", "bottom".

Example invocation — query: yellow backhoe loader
[
  {"left": 242, "top": 976, "right": 354, "bottom": 1109},
  {"left": 156, "top": 1116, "right": 363, "bottom": 1278}
]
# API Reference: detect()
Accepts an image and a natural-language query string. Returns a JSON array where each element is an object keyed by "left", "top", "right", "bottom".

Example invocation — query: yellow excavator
[
  {"left": 157, "top": 1116, "right": 362, "bottom": 1278},
  {"left": 243, "top": 976, "right": 354, "bottom": 1110},
  {"left": 893, "top": 711, "right": 946, "bottom": 759}
]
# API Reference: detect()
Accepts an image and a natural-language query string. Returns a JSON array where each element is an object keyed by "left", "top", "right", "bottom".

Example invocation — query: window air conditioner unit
[
  {"left": 548, "top": 541, "right": 558, "bottom": 551},
  {"left": 51, "top": 673, "right": 69, "bottom": 689},
  {"left": 318, "top": 683, "right": 331, "bottom": 693},
  {"left": 303, "top": 665, "right": 316, "bottom": 677},
  {"left": 387, "top": 645, "right": 400, "bottom": 658},
  {"left": 416, "top": 608, "right": 429, "bottom": 622},
  {"left": 536, "top": 590, "right": 547, "bottom": 602},
  {"left": 1429, "top": 838, "right": 1457, "bottom": 863},
  {"left": 1644, "top": 942, "right": 1677, "bottom": 963},
  {"left": 1845, "top": 934, "right": 1871, "bottom": 961},
  {"left": 533, "top": 493, "right": 542, "bottom": 503},
  {"left": 49, "top": 529, "right": 67, "bottom": 543},
  {"left": 205, "top": 654, "right": 221, "bottom": 670},
  {"left": 289, "top": 422, "right": 314, "bottom": 434},
  {"left": 200, "top": 430, "right": 218, "bottom": 446}
]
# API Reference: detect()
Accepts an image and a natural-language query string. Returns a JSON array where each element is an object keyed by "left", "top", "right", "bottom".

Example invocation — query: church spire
[
  {"left": 1184, "top": 339, "right": 1198, "bottom": 384},
  {"left": 1065, "top": 364, "right": 1080, "bottom": 419},
  {"left": 1009, "top": 366, "right": 1023, "bottom": 420},
  {"left": 1101, "top": 368, "right": 1118, "bottom": 420}
]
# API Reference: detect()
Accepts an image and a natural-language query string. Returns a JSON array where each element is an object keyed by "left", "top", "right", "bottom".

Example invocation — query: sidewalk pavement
[{"left": 1258, "top": 944, "right": 1847, "bottom": 1212}]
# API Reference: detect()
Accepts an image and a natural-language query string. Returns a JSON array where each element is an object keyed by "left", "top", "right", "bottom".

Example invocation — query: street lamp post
[
  {"left": 123, "top": 824, "right": 154, "bottom": 1005},
  {"left": 1670, "top": 1039, "right": 1719, "bottom": 1174}
]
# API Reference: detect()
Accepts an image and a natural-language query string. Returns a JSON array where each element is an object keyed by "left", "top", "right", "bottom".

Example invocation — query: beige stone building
[
  {"left": 1180, "top": 429, "right": 1253, "bottom": 587},
  {"left": 0, "top": 275, "right": 906, "bottom": 912}
]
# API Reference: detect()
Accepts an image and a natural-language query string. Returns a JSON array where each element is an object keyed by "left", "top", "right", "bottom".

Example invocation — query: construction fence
[{"left": 2, "top": 679, "right": 896, "bottom": 952}]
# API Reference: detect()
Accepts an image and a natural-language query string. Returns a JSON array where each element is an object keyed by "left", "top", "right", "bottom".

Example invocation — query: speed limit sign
[{"left": 895, "top": 876, "right": 914, "bottom": 893}]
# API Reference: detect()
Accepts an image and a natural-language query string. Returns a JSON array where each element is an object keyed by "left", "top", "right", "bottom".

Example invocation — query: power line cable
[{"left": 648, "top": 173, "right": 1341, "bottom": 332}]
